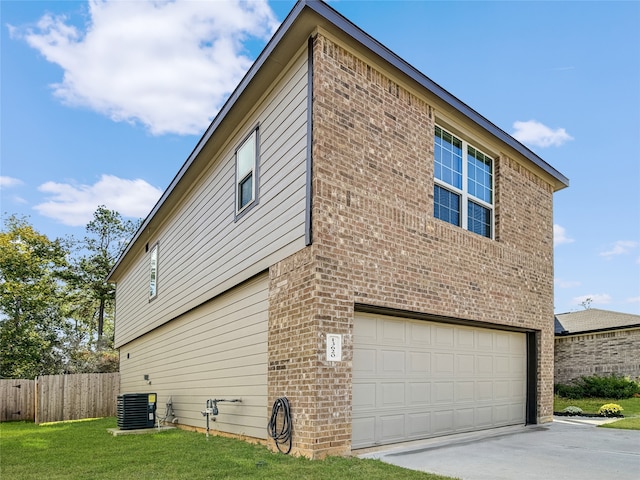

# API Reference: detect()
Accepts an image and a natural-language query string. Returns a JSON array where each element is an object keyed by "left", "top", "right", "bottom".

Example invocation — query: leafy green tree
[
  {"left": 0, "top": 215, "right": 70, "bottom": 378},
  {"left": 68, "top": 206, "right": 138, "bottom": 349}
]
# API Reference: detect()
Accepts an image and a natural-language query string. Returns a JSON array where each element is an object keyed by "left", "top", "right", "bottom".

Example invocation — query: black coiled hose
[{"left": 267, "top": 397, "right": 292, "bottom": 454}]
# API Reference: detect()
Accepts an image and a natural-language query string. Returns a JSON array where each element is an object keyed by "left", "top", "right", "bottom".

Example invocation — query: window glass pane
[
  {"left": 435, "top": 127, "right": 462, "bottom": 189},
  {"left": 237, "top": 132, "right": 255, "bottom": 178},
  {"left": 149, "top": 245, "right": 158, "bottom": 298},
  {"left": 467, "top": 146, "right": 492, "bottom": 204},
  {"left": 434, "top": 185, "right": 460, "bottom": 226},
  {"left": 236, "top": 130, "right": 257, "bottom": 212},
  {"left": 239, "top": 173, "right": 253, "bottom": 209},
  {"left": 468, "top": 201, "right": 491, "bottom": 238}
]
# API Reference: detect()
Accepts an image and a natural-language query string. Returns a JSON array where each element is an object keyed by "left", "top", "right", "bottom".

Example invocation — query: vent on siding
[{"left": 117, "top": 393, "right": 157, "bottom": 430}]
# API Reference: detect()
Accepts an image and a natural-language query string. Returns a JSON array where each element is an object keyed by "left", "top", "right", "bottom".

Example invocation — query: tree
[
  {"left": 580, "top": 297, "right": 593, "bottom": 310},
  {"left": 0, "top": 216, "right": 70, "bottom": 378},
  {"left": 68, "top": 206, "right": 138, "bottom": 349}
]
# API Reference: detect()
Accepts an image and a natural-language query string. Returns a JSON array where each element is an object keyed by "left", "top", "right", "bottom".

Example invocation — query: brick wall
[
  {"left": 555, "top": 328, "right": 640, "bottom": 385},
  {"left": 268, "top": 33, "right": 556, "bottom": 457}
]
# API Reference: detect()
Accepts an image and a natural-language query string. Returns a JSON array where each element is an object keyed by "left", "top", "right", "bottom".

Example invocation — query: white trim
[{"left": 149, "top": 243, "right": 159, "bottom": 300}]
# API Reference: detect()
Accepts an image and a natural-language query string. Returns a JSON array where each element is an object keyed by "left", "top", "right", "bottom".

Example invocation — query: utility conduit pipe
[{"left": 200, "top": 398, "right": 242, "bottom": 440}]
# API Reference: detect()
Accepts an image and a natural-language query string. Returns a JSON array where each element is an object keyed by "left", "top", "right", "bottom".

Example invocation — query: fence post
[{"left": 35, "top": 376, "right": 39, "bottom": 424}]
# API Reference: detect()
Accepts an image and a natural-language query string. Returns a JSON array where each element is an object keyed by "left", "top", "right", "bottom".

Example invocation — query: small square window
[{"left": 238, "top": 173, "right": 253, "bottom": 209}]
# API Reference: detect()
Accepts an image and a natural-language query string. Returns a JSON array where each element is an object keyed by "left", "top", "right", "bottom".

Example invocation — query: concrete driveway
[{"left": 358, "top": 418, "right": 640, "bottom": 480}]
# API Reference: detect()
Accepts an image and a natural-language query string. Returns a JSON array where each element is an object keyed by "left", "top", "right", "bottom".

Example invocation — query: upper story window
[
  {"left": 236, "top": 129, "right": 258, "bottom": 214},
  {"left": 434, "top": 125, "right": 493, "bottom": 238},
  {"left": 149, "top": 243, "right": 158, "bottom": 300}
]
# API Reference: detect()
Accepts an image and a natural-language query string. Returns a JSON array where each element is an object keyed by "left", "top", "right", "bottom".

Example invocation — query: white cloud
[
  {"left": 599, "top": 240, "right": 638, "bottom": 258},
  {"left": 512, "top": 120, "right": 573, "bottom": 148},
  {"left": 571, "top": 293, "right": 612, "bottom": 307},
  {"left": 554, "top": 279, "right": 581, "bottom": 289},
  {"left": 11, "top": 0, "right": 279, "bottom": 135},
  {"left": 553, "top": 224, "right": 574, "bottom": 247},
  {"left": 627, "top": 296, "right": 640, "bottom": 304},
  {"left": 34, "top": 174, "right": 163, "bottom": 226},
  {"left": 0, "top": 176, "right": 24, "bottom": 188}
]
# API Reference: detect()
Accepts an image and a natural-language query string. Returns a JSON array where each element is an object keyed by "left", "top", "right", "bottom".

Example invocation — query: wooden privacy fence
[
  {"left": 1, "top": 373, "right": 119, "bottom": 423},
  {"left": 0, "top": 379, "right": 35, "bottom": 422}
]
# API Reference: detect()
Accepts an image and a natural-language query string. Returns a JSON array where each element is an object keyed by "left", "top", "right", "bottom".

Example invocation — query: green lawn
[
  {"left": 554, "top": 396, "right": 640, "bottom": 430},
  {"left": 0, "top": 418, "right": 457, "bottom": 480},
  {"left": 599, "top": 417, "right": 640, "bottom": 430}
]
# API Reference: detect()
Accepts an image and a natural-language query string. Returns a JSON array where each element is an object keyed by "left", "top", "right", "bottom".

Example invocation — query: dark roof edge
[
  {"left": 303, "top": 0, "right": 569, "bottom": 189},
  {"left": 555, "top": 324, "right": 640, "bottom": 336}
]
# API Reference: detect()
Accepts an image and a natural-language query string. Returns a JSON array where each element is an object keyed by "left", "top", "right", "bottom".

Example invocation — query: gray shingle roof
[{"left": 554, "top": 309, "right": 640, "bottom": 335}]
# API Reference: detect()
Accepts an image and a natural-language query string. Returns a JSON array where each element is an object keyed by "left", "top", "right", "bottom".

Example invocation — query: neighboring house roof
[
  {"left": 554, "top": 308, "right": 640, "bottom": 335},
  {"left": 554, "top": 317, "right": 568, "bottom": 335},
  {"left": 107, "top": 0, "right": 569, "bottom": 282}
]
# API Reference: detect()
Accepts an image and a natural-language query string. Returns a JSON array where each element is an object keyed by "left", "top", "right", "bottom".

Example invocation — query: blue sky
[{"left": 1, "top": 0, "right": 639, "bottom": 315}]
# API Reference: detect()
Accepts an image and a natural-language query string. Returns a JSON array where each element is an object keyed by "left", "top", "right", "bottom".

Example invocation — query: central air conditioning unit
[{"left": 117, "top": 393, "right": 157, "bottom": 430}]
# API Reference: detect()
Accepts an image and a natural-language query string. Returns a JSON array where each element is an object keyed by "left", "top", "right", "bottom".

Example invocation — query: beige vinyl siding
[
  {"left": 119, "top": 273, "right": 268, "bottom": 439},
  {"left": 114, "top": 49, "right": 309, "bottom": 347}
]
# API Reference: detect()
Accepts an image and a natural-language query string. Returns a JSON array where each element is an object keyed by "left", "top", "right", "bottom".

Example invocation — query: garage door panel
[
  {"left": 408, "top": 351, "right": 431, "bottom": 373},
  {"left": 381, "top": 349, "right": 405, "bottom": 373},
  {"left": 495, "top": 380, "right": 510, "bottom": 399},
  {"left": 477, "top": 406, "right": 494, "bottom": 426},
  {"left": 455, "top": 408, "right": 475, "bottom": 429},
  {"left": 408, "top": 383, "right": 430, "bottom": 404},
  {"left": 511, "top": 358, "right": 526, "bottom": 375},
  {"left": 511, "top": 380, "right": 526, "bottom": 399},
  {"left": 457, "top": 354, "right": 475, "bottom": 374},
  {"left": 353, "top": 383, "right": 376, "bottom": 408},
  {"left": 408, "top": 322, "right": 432, "bottom": 345},
  {"left": 408, "top": 412, "right": 431, "bottom": 436},
  {"left": 476, "top": 381, "right": 493, "bottom": 401},
  {"left": 381, "top": 382, "right": 405, "bottom": 407},
  {"left": 457, "top": 329, "right": 475, "bottom": 348},
  {"left": 382, "top": 319, "right": 406, "bottom": 343},
  {"left": 433, "top": 381, "right": 454, "bottom": 403},
  {"left": 495, "top": 356, "right": 511, "bottom": 374},
  {"left": 353, "top": 348, "right": 376, "bottom": 375},
  {"left": 380, "top": 414, "right": 405, "bottom": 442},
  {"left": 494, "top": 404, "right": 512, "bottom": 423},
  {"left": 510, "top": 403, "right": 525, "bottom": 422},
  {"left": 477, "top": 355, "right": 494, "bottom": 374},
  {"left": 433, "top": 410, "right": 455, "bottom": 434},
  {"left": 478, "top": 331, "right": 493, "bottom": 349},
  {"left": 511, "top": 334, "right": 526, "bottom": 353},
  {"left": 353, "top": 313, "right": 527, "bottom": 448},
  {"left": 434, "top": 353, "right": 454, "bottom": 374},
  {"left": 352, "top": 417, "right": 375, "bottom": 447},
  {"left": 455, "top": 381, "right": 475, "bottom": 402},
  {"left": 435, "top": 326, "right": 455, "bottom": 346}
]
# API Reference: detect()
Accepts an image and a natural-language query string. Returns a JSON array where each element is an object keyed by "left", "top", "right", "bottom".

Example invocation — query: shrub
[
  {"left": 555, "top": 374, "right": 640, "bottom": 400},
  {"left": 562, "top": 406, "right": 583, "bottom": 415},
  {"left": 598, "top": 403, "right": 623, "bottom": 417}
]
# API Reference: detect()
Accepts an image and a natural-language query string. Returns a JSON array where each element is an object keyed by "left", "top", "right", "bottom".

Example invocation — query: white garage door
[{"left": 352, "top": 312, "right": 527, "bottom": 449}]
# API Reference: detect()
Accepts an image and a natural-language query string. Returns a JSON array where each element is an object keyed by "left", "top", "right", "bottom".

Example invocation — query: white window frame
[
  {"left": 434, "top": 125, "right": 494, "bottom": 238},
  {"left": 149, "top": 243, "right": 158, "bottom": 300},
  {"left": 235, "top": 128, "right": 259, "bottom": 216}
]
